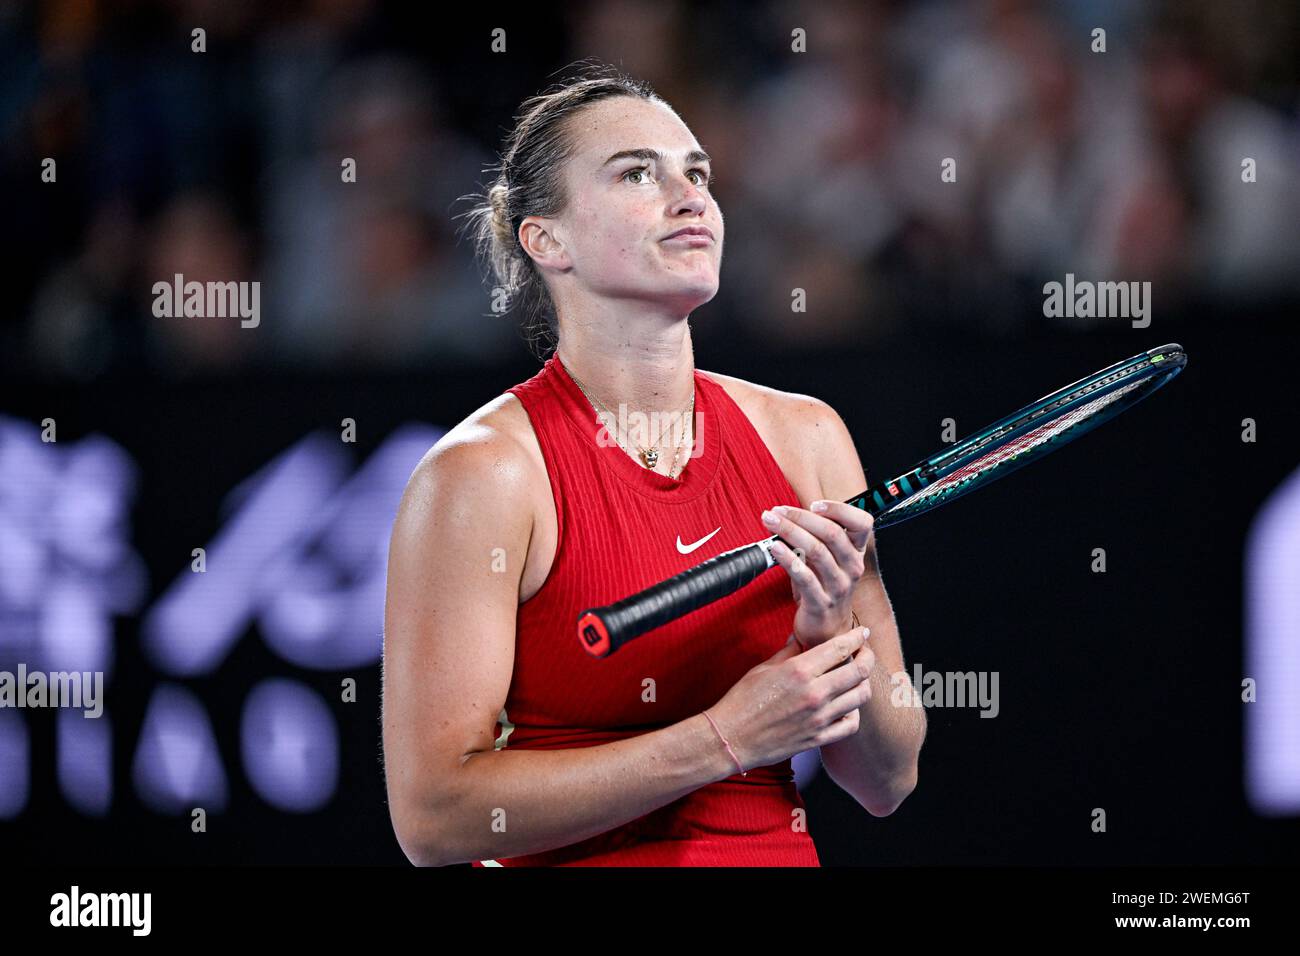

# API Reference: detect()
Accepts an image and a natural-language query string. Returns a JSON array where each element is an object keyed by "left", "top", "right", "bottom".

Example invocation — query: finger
[
  {"left": 763, "top": 508, "right": 854, "bottom": 601},
  {"left": 807, "top": 627, "right": 866, "bottom": 677},
  {"left": 814, "top": 673, "right": 872, "bottom": 727},
  {"left": 770, "top": 539, "right": 830, "bottom": 610},
  {"left": 812, "top": 707, "right": 860, "bottom": 746},
  {"left": 809, "top": 500, "right": 874, "bottom": 552},
  {"left": 814, "top": 640, "right": 873, "bottom": 697},
  {"left": 852, "top": 644, "right": 876, "bottom": 675},
  {"left": 778, "top": 504, "right": 869, "bottom": 575}
]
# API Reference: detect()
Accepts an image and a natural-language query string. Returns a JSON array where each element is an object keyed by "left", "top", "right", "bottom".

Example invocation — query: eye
[{"left": 622, "top": 166, "right": 715, "bottom": 189}]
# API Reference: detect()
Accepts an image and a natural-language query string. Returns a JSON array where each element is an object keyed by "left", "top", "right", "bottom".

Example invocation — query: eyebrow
[{"left": 600, "top": 147, "right": 712, "bottom": 168}]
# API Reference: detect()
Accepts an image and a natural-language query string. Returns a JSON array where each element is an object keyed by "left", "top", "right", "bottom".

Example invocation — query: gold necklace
[
  {"left": 572, "top": 372, "right": 694, "bottom": 477},
  {"left": 565, "top": 364, "right": 695, "bottom": 479}
]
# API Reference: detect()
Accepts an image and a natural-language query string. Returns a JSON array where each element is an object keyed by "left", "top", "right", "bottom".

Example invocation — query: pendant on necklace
[{"left": 642, "top": 449, "right": 659, "bottom": 468}]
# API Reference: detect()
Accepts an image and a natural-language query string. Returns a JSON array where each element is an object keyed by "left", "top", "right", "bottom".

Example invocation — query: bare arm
[
  {"left": 805, "top": 398, "right": 926, "bottom": 815},
  {"left": 381, "top": 426, "right": 736, "bottom": 866}
]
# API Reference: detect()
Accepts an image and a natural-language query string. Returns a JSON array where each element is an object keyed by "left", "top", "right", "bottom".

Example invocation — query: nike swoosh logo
[{"left": 677, "top": 527, "right": 722, "bottom": 554}]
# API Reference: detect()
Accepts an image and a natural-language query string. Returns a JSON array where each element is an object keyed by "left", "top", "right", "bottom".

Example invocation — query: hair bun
[{"left": 488, "top": 182, "right": 510, "bottom": 221}]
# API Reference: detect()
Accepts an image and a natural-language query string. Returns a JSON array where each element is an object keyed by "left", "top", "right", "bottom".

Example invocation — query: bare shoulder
[
  {"left": 414, "top": 391, "right": 543, "bottom": 483},
  {"left": 393, "top": 390, "right": 544, "bottom": 553},
  {"left": 699, "top": 368, "right": 841, "bottom": 504},
  {"left": 698, "top": 368, "right": 831, "bottom": 420},
  {"left": 396, "top": 389, "right": 553, "bottom": 604}
]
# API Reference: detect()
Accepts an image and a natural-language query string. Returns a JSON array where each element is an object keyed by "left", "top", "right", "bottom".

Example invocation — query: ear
[{"left": 519, "top": 216, "right": 570, "bottom": 272}]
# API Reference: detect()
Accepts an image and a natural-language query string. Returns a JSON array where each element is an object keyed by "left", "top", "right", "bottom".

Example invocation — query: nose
[{"left": 669, "top": 174, "right": 708, "bottom": 216}]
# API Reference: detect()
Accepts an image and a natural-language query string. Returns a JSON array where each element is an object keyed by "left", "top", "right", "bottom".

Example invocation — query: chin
[
  {"left": 679, "top": 289, "right": 720, "bottom": 313},
  {"left": 672, "top": 271, "right": 719, "bottom": 297}
]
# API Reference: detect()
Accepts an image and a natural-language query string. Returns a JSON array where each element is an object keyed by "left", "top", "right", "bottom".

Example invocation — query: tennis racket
[{"left": 577, "top": 343, "right": 1187, "bottom": 658}]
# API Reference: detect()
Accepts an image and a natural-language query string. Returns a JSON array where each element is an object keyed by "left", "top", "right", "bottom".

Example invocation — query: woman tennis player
[{"left": 382, "top": 64, "right": 925, "bottom": 866}]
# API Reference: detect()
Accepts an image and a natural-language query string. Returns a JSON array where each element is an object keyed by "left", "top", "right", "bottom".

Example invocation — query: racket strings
[
  {"left": 944, "top": 366, "right": 1142, "bottom": 464},
  {"left": 890, "top": 378, "right": 1147, "bottom": 514}
]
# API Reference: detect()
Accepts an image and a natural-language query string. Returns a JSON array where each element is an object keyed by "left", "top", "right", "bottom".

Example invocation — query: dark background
[{"left": 2, "top": 0, "right": 1298, "bottom": 864}]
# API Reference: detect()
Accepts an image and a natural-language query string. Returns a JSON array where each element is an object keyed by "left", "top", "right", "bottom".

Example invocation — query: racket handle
[{"left": 577, "top": 539, "right": 778, "bottom": 658}]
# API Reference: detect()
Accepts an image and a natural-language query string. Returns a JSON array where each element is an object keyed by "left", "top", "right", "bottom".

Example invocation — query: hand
[
  {"left": 707, "top": 628, "right": 874, "bottom": 774},
  {"left": 760, "top": 500, "right": 874, "bottom": 648}
]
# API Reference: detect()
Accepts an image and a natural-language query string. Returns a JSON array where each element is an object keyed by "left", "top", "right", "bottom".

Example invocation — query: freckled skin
[{"left": 529, "top": 97, "right": 725, "bottom": 320}]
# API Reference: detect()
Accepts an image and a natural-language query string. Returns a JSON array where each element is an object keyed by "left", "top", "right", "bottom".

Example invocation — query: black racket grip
[{"left": 577, "top": 540, "right": 777, "bottom": 658}]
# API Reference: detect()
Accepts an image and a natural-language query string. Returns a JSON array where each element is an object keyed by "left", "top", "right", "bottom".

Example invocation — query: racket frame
[{"left": 857, "top": 343, "right": 1187, "bottom": 529}]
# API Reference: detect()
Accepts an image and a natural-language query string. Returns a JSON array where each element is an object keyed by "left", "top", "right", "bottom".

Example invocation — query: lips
[{"left": 662, "top": 226, "right": 714, "bottom": 242}]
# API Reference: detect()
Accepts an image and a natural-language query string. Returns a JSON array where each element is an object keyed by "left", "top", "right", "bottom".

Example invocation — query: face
[{"left": 526, "top": 96, "right": 724, "bottom": 316}]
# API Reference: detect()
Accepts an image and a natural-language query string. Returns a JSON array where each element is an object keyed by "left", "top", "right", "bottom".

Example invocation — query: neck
[{"left": 554, "top": 309, "right": 697, "bottom": 421}]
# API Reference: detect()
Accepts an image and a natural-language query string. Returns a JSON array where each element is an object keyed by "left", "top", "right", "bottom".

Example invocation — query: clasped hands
[{"left": 761, "top": 501, "right": 874, "bottom": 661}]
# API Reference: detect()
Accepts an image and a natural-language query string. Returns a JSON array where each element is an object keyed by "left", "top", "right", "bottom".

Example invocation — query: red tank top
[{"left": 471, "top": 354, "right": 820, "bottom": 866}]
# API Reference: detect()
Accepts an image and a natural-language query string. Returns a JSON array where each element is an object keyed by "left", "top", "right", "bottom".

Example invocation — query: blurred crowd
[{"left": 3, "top": 0, "right": 1298, "bottom": 380}]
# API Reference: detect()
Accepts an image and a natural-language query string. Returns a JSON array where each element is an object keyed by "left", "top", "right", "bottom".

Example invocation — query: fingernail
[
  {"left": 811, "top": 500, "right": 828, "bottom": 512},
  {"left": 761, "top": 510, "right": 779, "bottom": 527},
  {"left": 862, "top": 627, "right": 871, "bottom": 639}
]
